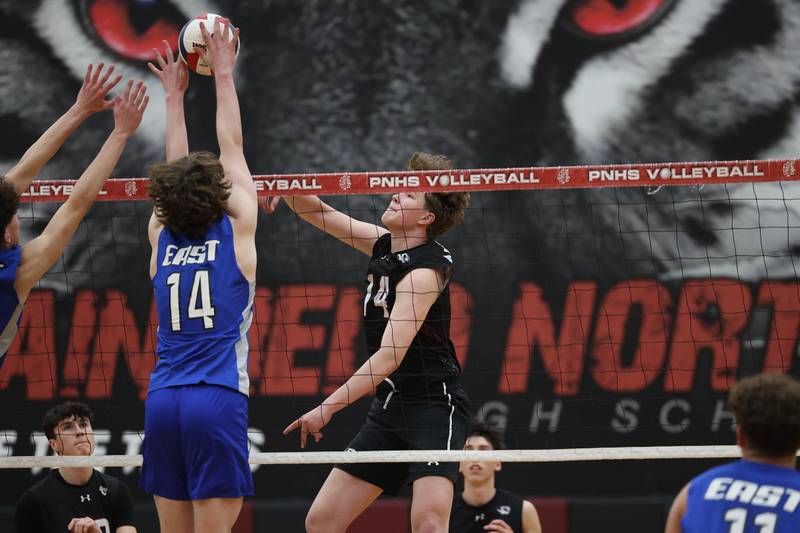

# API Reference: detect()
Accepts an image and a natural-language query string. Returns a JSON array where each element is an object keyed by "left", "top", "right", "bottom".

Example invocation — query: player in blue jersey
[
  {"left": 141, "top": 19, "right": 257, "bottom": 533},
  {"left": 265, "top": 153, "right": 471, "bottom": 533},
  {"left": 0, "top": 64, "right": 147, "bottom": 367},
  {"left": 666, "top": 373, "right": 800, "bottom": 533}
]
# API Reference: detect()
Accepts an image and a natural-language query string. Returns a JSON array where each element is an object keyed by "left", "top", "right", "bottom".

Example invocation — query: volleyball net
[{"left": 1, "top": 158, "right": 798, "bottom": 489}]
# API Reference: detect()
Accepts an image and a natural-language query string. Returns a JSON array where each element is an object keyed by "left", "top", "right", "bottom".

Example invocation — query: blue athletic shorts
[{"left": 140, "top": 384, "right": 254, "bottom": 500}]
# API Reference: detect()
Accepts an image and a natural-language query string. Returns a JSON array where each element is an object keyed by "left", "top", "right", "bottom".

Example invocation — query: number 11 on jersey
[{"left": 166, "top": 270, "right": 216, "bottom": 331}]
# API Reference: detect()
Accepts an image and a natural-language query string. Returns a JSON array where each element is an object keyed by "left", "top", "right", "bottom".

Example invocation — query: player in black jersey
[
  {"left": 267, "top": 152, "right": 470, "bottom": 532},
  {"left": 450, "top": 422, "right": 541, "bottom": 533},
  {"left": 13, "top": 402, "right": 136, "bottom": 533}
]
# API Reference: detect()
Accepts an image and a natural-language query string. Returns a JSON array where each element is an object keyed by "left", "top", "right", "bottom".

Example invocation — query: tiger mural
[
  {"left": 0, "top": 0, "right": 796, "bottom": 290},
  {"left": 0, "top": 0, "right": 799, "bottom": 508}
]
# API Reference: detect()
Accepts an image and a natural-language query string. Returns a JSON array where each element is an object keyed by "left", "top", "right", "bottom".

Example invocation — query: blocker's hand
[
  {"left": 284, "top": 405, "right": 332, "bottom": 449},
  {"left": 112, "top": 80, "right": 149, "bottom": 137},
  {"left": 74, "top": 63, "right": 122, "bottom": 116},
  {"left": 148, "top": 40, "right": 188, "bottom": 96},
  {"left": 197, "top": 17, "right": 239, "bottom": 77}
]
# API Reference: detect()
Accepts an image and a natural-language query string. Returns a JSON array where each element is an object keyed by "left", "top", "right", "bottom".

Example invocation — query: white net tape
[{"left": 0, "top": 445, "right": 777, "bottom": 469}]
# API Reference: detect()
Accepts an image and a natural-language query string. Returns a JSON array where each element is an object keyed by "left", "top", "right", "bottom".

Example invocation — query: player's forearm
[
  {"left": 67, "top": 131, "right": 129, "bottom": 211},
  {"left": 165, "top": 95, "right": 189, "bottom": 161},
  {"left": 286, "top": 196, "right": 336, "bottom": 227},
  {"left": 5, "top": 105, "right": 89, "bottom": 193},
  {"left": 213, "top": 73, "right": 244, "bottom": 155},
  {"left": 321, "top": 347, "right": 404, "bottom": 416},
  {"left": 285, "top": 195, "right": 374, "bottom": 248}
]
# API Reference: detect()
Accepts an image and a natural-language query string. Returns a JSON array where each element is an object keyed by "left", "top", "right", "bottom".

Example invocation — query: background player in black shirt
[
  {"left": 13, "top": 402, "right": 136, "bottom": 533},
  {"left": 451, "top": 422, "right": 541, "bottom": 533},
  {"left": 267, "top": 152, "right": 470, "bottom": 532}
]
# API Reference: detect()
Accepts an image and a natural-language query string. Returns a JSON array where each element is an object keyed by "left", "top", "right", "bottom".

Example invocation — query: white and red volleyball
[{"left": 178, "top": 13, "right": 240, "bottom": 76}]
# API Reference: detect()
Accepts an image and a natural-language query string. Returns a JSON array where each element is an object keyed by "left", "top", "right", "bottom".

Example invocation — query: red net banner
[{"left": 20, "top": 159, "right": 800, "bottom": 202}]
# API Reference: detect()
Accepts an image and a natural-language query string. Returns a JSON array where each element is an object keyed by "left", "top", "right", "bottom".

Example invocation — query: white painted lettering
[{"left": 611, "top": 399, "right": 640, "bottom": 433}]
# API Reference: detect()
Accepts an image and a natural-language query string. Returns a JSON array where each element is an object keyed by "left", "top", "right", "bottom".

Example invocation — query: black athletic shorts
[{"left": 336, "top": 382, "right": 470, "bottom": 495}]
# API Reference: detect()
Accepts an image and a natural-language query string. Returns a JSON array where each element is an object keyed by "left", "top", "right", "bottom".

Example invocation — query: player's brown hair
[
  {"left": 0, "top": 179, "right": 20, "bottom": 244},
  {"left": 728, "top": 373, "right": 800, "bottom": 457},
  {"left": 407, "top": 152, "right": 470, "bottom": 238},
  {"left": 466, "top": 419, "right": 506, "bottom": 451},
  {"left": 148, "top": 152, "right": 231, "bottom": 239},
  {"left": 42, "top": 401, "right": 95, "bottom": 440}
]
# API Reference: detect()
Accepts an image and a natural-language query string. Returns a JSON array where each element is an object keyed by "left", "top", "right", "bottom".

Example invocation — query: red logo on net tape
[{"left": 124, "top": 180, "right": 138, "bottom": 197}]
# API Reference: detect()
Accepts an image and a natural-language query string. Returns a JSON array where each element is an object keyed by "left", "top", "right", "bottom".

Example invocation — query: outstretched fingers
[
  {"left": 283, "top": 419, "right": 300, "bottom": 435},
  {"left": 152, "top": 47, "right": 167, "bottom": 70},
  {"left": 122, "top": 79, "right": 133, "bottom": 101},
  {"left": 199, "top": 20, "right": 210, "bottom": 45},
  {"left": 98, "top": 63, "right": 115, "bottom": 87},
  {"left": 258, "top": 196, "right": 282, "bottom": 214},
  {"left": 133, "top": 82, "right": 146, "bottom": 108},
  {"left": 163, "top": 40, "right": 175, "bottom": 64},
  {"left": 221, "top": 17, "right": 231, "bottom": 41},
  {"left": 91, "top": 62, "right": 104, "bottom": 84}
]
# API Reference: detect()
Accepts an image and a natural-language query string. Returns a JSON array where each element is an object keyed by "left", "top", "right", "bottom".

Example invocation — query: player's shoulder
[
  {"left": 689, "top": 461, "right": 740, "bottom": 485},
  {"left": 495, "top": 488, "right": 526, "bottom": 506},
  {"left": 94, "top": 470, "right": 135, "bottom": 502},
  {"left": 94, "top": 469, "right": 124, "bottom": 489},
  {"left": 686, "top": 460, "right": 786, "bottom": 496},
  {"left": 217, "top": 212, "right": 235, "bottom": 234},
  {"left": 371, "top": 232, "right": 392, "bottom": 257},
  {"left": 407, "top": 239, "right": 454, "bottom": 265},
  {"left": 24, "top": 470, "right": 59, "bottom": 498}
]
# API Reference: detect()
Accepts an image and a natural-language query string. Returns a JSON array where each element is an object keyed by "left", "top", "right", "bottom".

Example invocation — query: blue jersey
[
  {"left": 149, "top": 215, "right": 254, "bottom": 395},
  {"left": 0, "top": 246, "right": 22, "bottom": 368},
  {"left": 682, "top": 460, "right": 800, "bottom": 533}
]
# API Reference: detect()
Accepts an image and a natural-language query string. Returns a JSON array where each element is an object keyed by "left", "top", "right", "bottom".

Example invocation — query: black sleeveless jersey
[
  {"left": 363, "top": 234, "right": 461, "bottom": 399},
  {"left": 13, "top": 469, "right": 135, "bottom": 533},
  {"left": 450, "top": 488, "right": 525, "bottom": 533}
]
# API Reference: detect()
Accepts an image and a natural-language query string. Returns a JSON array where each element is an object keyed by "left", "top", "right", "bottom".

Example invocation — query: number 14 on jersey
[{"left": 166, "top": 271, "right": 216, "bottom": 331}]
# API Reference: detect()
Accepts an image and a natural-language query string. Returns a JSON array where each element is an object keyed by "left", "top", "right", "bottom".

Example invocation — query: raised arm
[
  {"left": 198, "top": 18, "right": 257, "bottom": 226},
  {"left": 276, "top": 195, "right": 388, "bottom": 256},
  {"left": 146, "top": 41, "right": 189, "bottom": 239},
  {"left": 15, "top": 81, "right": 148, "bottom": 302},
  {"left": 4, "top": 64, "right": 121, "bottom": 194},
  {"left": 284, "top": 267, "right": 444, "bottom": 447},
  {"left": 147, "top": 41, "right": 189, "bottom": 162}
]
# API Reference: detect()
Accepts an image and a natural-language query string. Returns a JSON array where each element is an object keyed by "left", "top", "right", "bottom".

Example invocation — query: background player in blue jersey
[
  {"left": 0, "top": 64, "right": 147, "bottom": 366},
  {"left": 665, "top": 373, "right": 800, "bottom": 533},
  {"left": 141, "top": 18, "right": 258, "bottom": 533},
  {"left": 266, "top": 153, "right": 470, "bottom": 533}
]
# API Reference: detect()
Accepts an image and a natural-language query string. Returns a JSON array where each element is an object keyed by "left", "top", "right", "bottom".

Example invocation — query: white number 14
[
  {"left": 166, "top": 271, "right": 216, "bottom": 331},
  {"left": 364, "top": 274, "right": 390, "bottom": 318}
]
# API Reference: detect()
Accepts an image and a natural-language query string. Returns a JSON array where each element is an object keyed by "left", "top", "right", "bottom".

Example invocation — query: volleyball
[{"left": 178, "top": 13, "right": 240, "bottom": 76}]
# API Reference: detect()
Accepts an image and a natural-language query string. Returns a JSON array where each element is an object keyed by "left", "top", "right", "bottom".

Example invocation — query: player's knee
[
  {"left": 305, "top": 504, "right": 335, "bottom": 533},
  {"left": 410, "top": 510, "right": 447, "bottom": 533}
]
